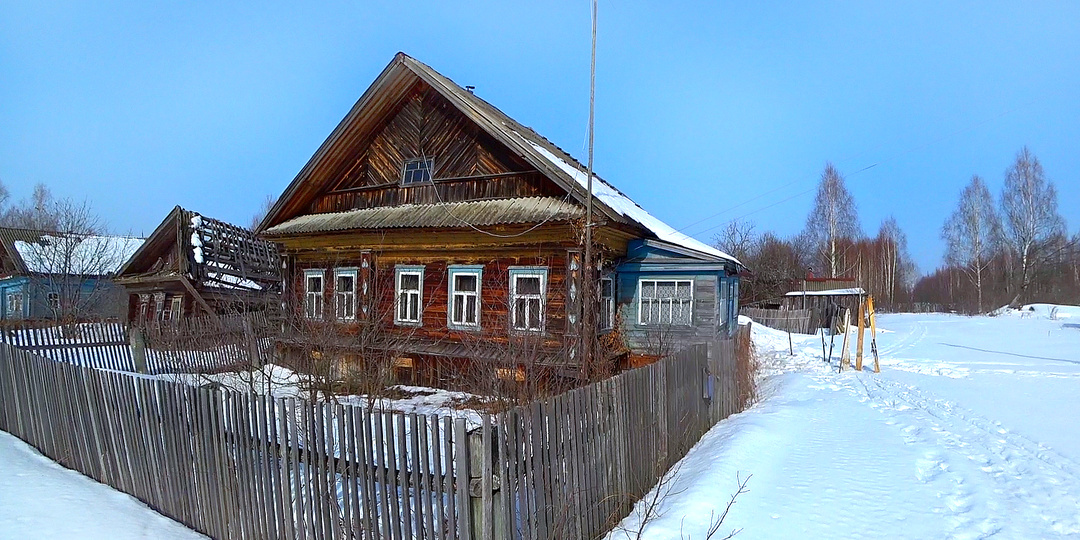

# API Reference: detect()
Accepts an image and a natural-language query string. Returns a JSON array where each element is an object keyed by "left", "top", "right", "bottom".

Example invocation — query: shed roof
[
  {"left": 784, "top": 287, "right": 866, "bottom": 296},
  {"left": 264, "top": 196, "right": 582, "bottom": 236}
]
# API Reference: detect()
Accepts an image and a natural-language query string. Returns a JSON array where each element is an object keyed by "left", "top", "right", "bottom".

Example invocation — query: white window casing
[
  {"left": 600, "top": 277, "right": 615, "bottom": 330},
  {"left": 304, "top": 269, "right": 325, "bottom": 319},
  {"left": 395, "top": 266, "right": 424, "bottom": 325},
  {"left": 335, "top": 268, "right": 358, "bottom": 321},
  {"left": 448, "top": 266, "right": 482, "bottom": 329},
  {"left": 638, "top": 278, "right": 694, "bottom": 326},
  {"left": 510, "top": 267, "right": 548, "bottom": 332}
]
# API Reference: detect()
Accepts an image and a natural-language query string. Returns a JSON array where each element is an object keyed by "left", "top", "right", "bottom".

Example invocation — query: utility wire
[{"left": 677, "top": 99, "right": 1034, "bottom": 238}]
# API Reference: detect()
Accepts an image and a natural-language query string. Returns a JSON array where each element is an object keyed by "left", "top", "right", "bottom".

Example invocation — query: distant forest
[{"left": 715, "top": 147, "right": 1079, "bottom": 314}]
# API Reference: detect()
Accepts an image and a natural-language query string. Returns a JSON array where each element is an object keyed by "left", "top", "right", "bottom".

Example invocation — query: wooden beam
[{"left": 178, "top": 275, "right": 220, "bottom": 323}]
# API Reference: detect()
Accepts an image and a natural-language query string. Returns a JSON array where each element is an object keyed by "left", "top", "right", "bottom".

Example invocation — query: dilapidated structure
[{"left": 116, "top": 206, "right": 282, "bottom": 323}]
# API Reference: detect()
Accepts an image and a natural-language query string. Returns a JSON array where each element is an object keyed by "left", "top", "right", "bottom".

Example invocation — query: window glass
[
  {"left": 638, "top": 278, "right": 694, "bottom": 326},
  {"left": 401, "top": 158, "right": 434, "bottom": 184},
  {"left": 448, "top": 267, "right": 481, "bottom": 328},
  {"left": 395, "top": 268, "right": 423, "bottom": 324}
]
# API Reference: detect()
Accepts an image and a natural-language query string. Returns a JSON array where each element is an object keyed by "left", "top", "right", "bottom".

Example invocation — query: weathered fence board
[
  {"left": 0, "top": 323, "right": 753, "bottom": 540},
  {"left": 740, "top": 307, "right": 814, "bottom": 334}
]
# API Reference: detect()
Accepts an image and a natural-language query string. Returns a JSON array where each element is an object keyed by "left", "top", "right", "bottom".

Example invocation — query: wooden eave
[
  {"left": 118, "top": 206, "right": 184, "bottom": 276},
  {"left": 257, "top": 52, "right": 635, "bottom": 235}
]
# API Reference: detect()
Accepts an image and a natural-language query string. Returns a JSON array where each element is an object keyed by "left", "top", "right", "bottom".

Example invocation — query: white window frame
[
  {"left": 395, "top": 266, "right": 424, "bottom": 326},
  {"left": 638, "top": 278, "right": 694, "bottom": 326},
  {"left": 718, "top": 277, "right": 730, "bottom": 328},
  {"left": 448, "top": 265, "right": 482, "bottom": 330},
  {"left": 304, "top": 269, "right": 325, "bottom": 320},
  {"left": 334, "top": 268, "right": 358, "bottom": 321},
  {"left": 170, "top": 296, "right": 183, "bottom": 320},
  {"left": 510, "top": 267, "right": 548, "bottom": 333},
  {"left": 600, "top": 277, "right": 615, "bottom": 331},
  {"left": 6, "top": 290, "right": 23, "bottom": 319},
  {"left": 47, "top": 292, "right": 61, "bottom": 311},
  {"left": 401, "top": 157, "right": 435, "bottom": 185}
]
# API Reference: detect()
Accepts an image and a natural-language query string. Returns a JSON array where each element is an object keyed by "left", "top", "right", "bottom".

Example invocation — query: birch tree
[
  {"left": 1000, "top": 147, "right": 1065, "bottom": 307},
  {"left": 943, "top": 175, "right": 1001, "bottom": 313},
  {"left": 804, "top": 163, "right": 860, "bottom": 277}
]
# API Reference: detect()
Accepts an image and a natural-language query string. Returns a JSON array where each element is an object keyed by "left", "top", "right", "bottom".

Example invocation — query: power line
[{"left": 677, "top": 99, "right": 1034, "bottom": 238}]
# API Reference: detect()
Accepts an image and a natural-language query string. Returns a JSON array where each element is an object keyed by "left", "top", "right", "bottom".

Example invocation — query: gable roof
[
  {"left": 259, "top": 52, "right": 739, "bottom": 265},
  {"left": 0, "top": 226, "right": 143, "bottom": 276}
]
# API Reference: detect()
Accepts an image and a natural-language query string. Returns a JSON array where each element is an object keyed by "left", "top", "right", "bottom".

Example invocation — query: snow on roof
[
  {"left": 13, "top": 234, "right": 144, "bottom": 275},
  {"left": 514, "top": 132, "right": 741, "bottom": 266},
  {"left": 785, "top": 287, "right": 866, "bottom": 296}
]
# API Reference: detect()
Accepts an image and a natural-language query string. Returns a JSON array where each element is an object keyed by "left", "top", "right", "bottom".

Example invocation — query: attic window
[{"left": 401, "top": 158, "right": 434, "bottom": 185}]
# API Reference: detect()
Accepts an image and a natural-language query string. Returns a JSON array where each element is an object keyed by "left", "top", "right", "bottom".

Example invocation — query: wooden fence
[
  {"left": 0, "top": 324, "right": 753, "bottom": 540},
  {"left": 740, "top": 307, "right": 813, "bottom": 334},
  {"left": 0, "top": 314, "right": 274, "bottom": 375}
]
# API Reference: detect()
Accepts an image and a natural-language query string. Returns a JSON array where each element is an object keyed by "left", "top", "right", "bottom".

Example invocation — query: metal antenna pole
[{"left": 582, "top": 0, "right": 597, "bottom": 379}]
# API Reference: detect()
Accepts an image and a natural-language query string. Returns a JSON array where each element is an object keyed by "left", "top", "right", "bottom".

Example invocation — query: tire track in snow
[{"left": 859, "top": 374, "right": 1080, "bottom": 537}]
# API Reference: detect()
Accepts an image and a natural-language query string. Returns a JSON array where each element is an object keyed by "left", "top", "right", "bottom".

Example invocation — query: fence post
[
  {"left": 469, "top": 421, "right": 504, "bottom": 540},
  {"left": 129, "top": 327, "right": 148, "bottom": 374}
]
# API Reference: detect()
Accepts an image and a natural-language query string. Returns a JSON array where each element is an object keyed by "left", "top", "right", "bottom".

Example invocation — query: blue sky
[{"left": 2, "top": 1, "right": 1078, "bottom": 272}]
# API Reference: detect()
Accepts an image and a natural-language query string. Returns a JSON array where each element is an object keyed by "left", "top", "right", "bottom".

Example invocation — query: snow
[
  {"left": 0, "top": 431, "right": 204, "bottom": 539},
  {"left": 784, "top": 287, "right": 866, "bottom": 296},
  {"left": 13, "top": 234, "right": 144, "bottom": 275},
  {"left": 609, "top": 305, "right": 1080, "bottom": 539},
  {"left": 165, "top": 363, "right": 486, "bottom": 427},
  {"left": 514, "top": 132, "right": 740, "bottom": 266}
]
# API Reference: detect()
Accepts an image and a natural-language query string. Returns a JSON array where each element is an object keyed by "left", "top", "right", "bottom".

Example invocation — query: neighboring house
[
  {"left": 257, "top": 53, "right": 741, "bottom": 382},
  {"left": 0, "top": 227, "right": 143, "bottom": 321},
  {"left": 115, "top": 206, "right": 282, "bottom": 324}
]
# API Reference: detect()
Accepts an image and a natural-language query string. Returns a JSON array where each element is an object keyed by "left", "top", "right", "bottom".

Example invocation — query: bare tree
[
  {"left": 17, "top": 199, "right": 132, "bottom": 324},
  {"left": 713, "top": 219, "right": 756, "bottom": 263},
  {"left": 803, "top": 163, "right": 860, "bottom": 278},
  {"left": 0, "top": 183, "right": 61, "bottom": 230},
  {"left": 1000, "top": 147, "right": 1066, "bottom": 307},
  {"left": 249, "top": 194, "right": 277, "bottom": 231},
  {"left": 877, "top": 216, "right": 916, "bottom": 308},
  {"left": 942, "top": 175, "right": 1001, "bottom": 313}
]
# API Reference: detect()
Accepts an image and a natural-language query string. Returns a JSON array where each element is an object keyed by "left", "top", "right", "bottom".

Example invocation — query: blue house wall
[{"left": 613, "top": 240, "right": 740, "bottom": 356}]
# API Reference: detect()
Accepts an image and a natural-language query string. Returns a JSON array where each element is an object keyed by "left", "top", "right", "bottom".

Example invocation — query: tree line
[
  {"left": 714, "top": 163, "right": 917, "bottom": 311},
  {"left": 918, "top": 146, "right": 1077, "bottom": 313}
]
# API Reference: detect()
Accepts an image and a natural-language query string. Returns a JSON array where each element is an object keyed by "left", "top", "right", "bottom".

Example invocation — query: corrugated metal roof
[{"left": 263, "top": 197, "right": 583, "bottom": 236}]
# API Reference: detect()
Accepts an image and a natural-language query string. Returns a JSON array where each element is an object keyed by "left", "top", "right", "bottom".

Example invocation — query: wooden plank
[
  {"left": 453, "top": 418, "right": 471, "bottom": 539},
  {"left": 418, "top": 414, "right": 435, "bottom": 540},
  {"left": 481, "top": 415, "right": 492, "bottom": 540},
  {"left": 442, "top": 416, "right": 456, "bottom": 539},
  {"left": 398, "top": 412, "right": 412, "bottom": 540}
]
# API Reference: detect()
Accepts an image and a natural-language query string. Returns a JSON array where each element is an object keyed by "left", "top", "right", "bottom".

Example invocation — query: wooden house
[
  {"left": 116, "top": 206, "right": 282, "bottom": 324},
  {"left": 0, "top": 227, "right": 143, "bottom": 321},
  {"left": 257, "top": 53, "right": 741, "bottom": 383}
]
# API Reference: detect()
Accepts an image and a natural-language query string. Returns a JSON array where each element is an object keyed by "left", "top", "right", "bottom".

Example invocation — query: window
[
  {"left": 395, "top": 266, "right": 424, "bottom": 325},
  {"left": 154, "top": 292, "right": 167, "bottom": 321},
  {"left": 599, "top": 278, "right": 615, "bottom": 330},
  {"left": 638, "top": 279, "right": 693, "bottom": 326},
  {"left": 47, "top": 292, "right": 61, "bottom": 311},
  {"left": 718, "top": 278, "right": 730, "bottom": 327},
  {"left": 304, "top": 269, "right": 325, "bottom": 319},
  {"left": 510, "top": 267, "right": 548, "bottom": 332},
  {"left": 6, "top": 291, "right": 23, "bottom": 319},
  {"left": 335, "top": 268, "right": 358, "bottom": 320},
  {"left": 171, "top": 296, "right": 183, "bottom": 321},
  {"left": 448, "top": 266, "right": 482, "bottom": 329},
  {"left": 401, "top": 158, "right": 434, "bottom": 185}
]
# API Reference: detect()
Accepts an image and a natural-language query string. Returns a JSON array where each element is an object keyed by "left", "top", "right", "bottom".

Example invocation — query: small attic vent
[{"left": 401, "top": 158, "right": 434, "bottom": 185}]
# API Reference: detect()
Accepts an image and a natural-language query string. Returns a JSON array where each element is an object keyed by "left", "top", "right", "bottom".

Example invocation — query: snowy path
[
  {"left": 610, "top": 307, "right": 1080, "bottom": 539},
  {"left": 0, "top": 431, "right": 205, "bottom": 540}
]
